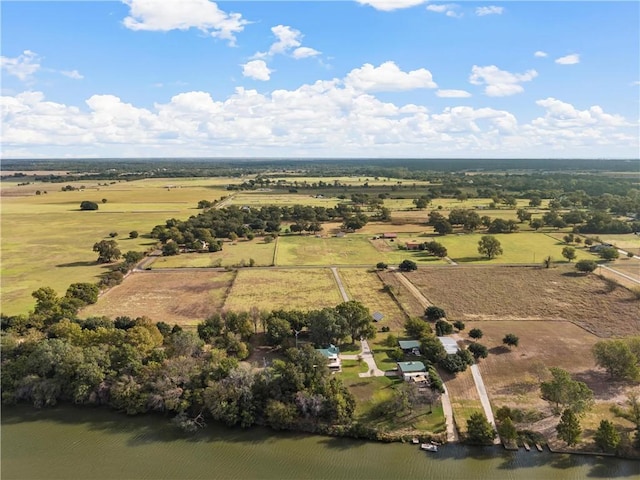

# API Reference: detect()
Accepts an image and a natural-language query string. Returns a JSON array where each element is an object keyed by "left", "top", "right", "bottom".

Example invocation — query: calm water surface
[{"left": 2, "top": 406, "right": 637, "bottom": 480}]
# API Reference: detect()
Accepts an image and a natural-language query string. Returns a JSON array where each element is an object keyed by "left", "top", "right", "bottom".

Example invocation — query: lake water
[{"left": 2, "top": 406, "right": 637, "bottom": 480}]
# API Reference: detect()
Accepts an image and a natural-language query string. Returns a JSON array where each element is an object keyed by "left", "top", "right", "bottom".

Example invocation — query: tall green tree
[
  {"left": 335, "top": 301, "right": 376, "bottom": 343},
  {"left": 540, "top": 367, "right": 594, "bottom": 415},
  {"left": 594, "top": 419, "right": 620, "bottom": 452},
  {"left": 477, "top": 235, "right": 503, "bottom": 259},
  {"left": 556, "top": 408, "right": 582, "bottom": 446},
  {"left": 466, "top": 412, "right": 496, "bottom": 445},
  {"left": 93, "top": 239, "right": 121, "bottom": 263},
  {"left": 592, "top": 339, "right": 640, "bottom": 381}
]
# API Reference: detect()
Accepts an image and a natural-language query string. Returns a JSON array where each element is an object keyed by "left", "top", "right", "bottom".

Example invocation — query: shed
[
  {"left": 397, "top": 361, "right": 427, "bottom": 381},
  {"left": 398, "top": 340, "right": 421, "bottom": 352},
  {"left": 383, "top": 233, "right": 398, "bottom": 239},
  {"left": 405, "top": 241, "right": 422, "bottom": 251},
  {"left": 438, "top": 336, "right": 460, "bottom": 355},
  {"left": 372, "top": 312, "right": 384, "bottom": 322}
]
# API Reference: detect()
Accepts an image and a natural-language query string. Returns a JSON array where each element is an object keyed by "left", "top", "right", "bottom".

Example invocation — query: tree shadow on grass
[
  {"left": 454, "top": 257, "right": 490, "bottom": 263},
  {"left": 489, "top": 345, "right": 511, "bottom": 355},
  {"left": 56, "top": 260, "right": 98, "bottom": 268}
]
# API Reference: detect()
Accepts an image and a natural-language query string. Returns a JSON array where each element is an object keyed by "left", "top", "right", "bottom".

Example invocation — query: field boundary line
[
  {"left": 375, "top": 271, "right": 411, "bottom": 321},
  {"left": 221, "top": 269, "right": 240, "bottom": 310},
  {"left": 272, "top": 236, "right": 279, "bottom": 266}
]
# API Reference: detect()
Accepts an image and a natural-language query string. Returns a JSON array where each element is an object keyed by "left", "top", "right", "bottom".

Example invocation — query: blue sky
[{"left": 1, "top": 0, "right": 638, "bottom": 159}]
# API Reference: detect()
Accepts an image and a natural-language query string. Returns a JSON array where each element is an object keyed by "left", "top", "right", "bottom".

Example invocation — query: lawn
[
  {"left": 434, "top": 232, "right": 596, "bottom": 264},
  {"left": 405, "top": 265, "right": 640, "bottom": 337},
  {"left": 0, "top": 177, "right": 231, "bottom": 315},
  {"left": 276, "top": 234, "right": 446, "bottom": 266},
  {"left": 150, "top": 238, "right": 276, "bottom": 268},
  {"left": 81, "top": 270, "right": 236, "bottom": 327},
  {"left": 338, "top": 269, "right": 408, "bottom": 332},
  {"left": 223, "top": 268, "right": 343, "bottom": 312}
]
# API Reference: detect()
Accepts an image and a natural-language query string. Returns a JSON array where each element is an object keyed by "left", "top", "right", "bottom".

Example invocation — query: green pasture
[
  {"left": 227, "top": 191, "right": 342, "bottom": 208},
  {"left": 223, "top": 268, "right": 343, "bottom": 312},
  {"left": 150, "top": 238, "right": 276, "bottom": 268},
  {"left": 275, "top": 234, "right": 446, "bottom": 266},
  {"left": 0, "top": 178, "right": 231, "bottom": 315},
  {"left": 435, "top": 232, "right": 597, "bottom": 264}
]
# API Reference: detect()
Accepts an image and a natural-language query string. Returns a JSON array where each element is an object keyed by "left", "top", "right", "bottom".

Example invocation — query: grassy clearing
[
  {"left": 340, "top": 359, "right": 370, "bottom": 381},
  {"left": 150, "top": 238, "right": 276, "bottom": 268},
  {"left": 276, "top": 234, "right": 446, "bottom": 266},
  {"left": 223, "top": 268, "right": 343, "bottom": 312},
  {"left": 81, "top": 270, "right": 235, "bottom": 327},
  {"left": 227, "top": 192, "right": 342, "bottom": 208},
  {"left": 434, "top": 232, "right": 596, "bottom": 264},
  {"left": 0, "top": 178, "right": 230, "bottom": 315},
  {"left": 406, "top": 265, "right": 640, "bottom": 337},
  {"left": 339, "top": 269, "right": 407, "bottom": 332}
]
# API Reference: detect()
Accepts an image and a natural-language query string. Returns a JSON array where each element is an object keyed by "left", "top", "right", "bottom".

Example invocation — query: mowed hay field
[
  {"left": 338, "top": 269, "right": 407, "bottom": 331},
  {"left": 81, "top": 270, "right": 236, "bottom": 327},
  {"left": 1, "top": 177, "right": 231, "bottom": 315},
  {"left": 407, "top": 265, "right": 640, "bottom": 337},
  {"left": 223, "top": 268, "right": 343, "bottom": 312}
]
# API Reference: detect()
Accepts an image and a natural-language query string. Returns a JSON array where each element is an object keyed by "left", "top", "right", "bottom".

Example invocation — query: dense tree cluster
[{"left": 1, "top": 298, "right": 358, "bottom": 435}]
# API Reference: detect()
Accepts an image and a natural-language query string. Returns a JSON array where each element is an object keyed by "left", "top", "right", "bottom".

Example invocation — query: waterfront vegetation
[{"left": 1, "top": 158, "right": 640, "bottom": 458}]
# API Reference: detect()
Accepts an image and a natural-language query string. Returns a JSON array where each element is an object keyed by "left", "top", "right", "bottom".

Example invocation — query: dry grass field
[
  {"left": 223, "top": 268, "right": 343, "bottom": 312},
  {"left": 81, "top": 270, "right": 236, "bottom": 327},
  {"left": 338, "top": 269, "right": 407, "bottom": 331},
  {"left": 405, "top": 265, "right": 640, "bottom": 337}
]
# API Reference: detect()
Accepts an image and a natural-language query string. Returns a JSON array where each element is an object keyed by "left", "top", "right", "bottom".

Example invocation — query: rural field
[
  {"left": 459, "top": 321, "right": 639, "bottom": 445},
  {"left": 227, "top": 191, "right": 342, "bottom": 208},
  {"left": 403, "top": 265, "right": 640, "bottom": 337},
  {"left": 81, "top": 270, "right": 236, "bottom": 327},
  {"left": 0, "top": 177, "right": 231, "bottom": 315},
  {"left": 598, "top": 233, "right": 640, "bottom": 255},
  {"left": 338, "top": 269, "right": 407, "bottom": 331},
  {"left": 223, "top": 268, "right": 343, "bottom": 312},
  {"left": 151, "top": 238, "right": 276, "bottom": 268}
]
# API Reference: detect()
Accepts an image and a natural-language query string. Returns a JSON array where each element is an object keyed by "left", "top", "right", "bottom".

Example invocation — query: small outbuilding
[
  {"left": 372, "top": 311, "right": 384, "bottom": 322},
  {"left": 405, "top": 241, "right": 422, "bottom": 251},
  {"left": 438, "top": 336, "right": 460, "bottom": 355},
  {"left": 398, "top": 340, "right": 421, "bottom": 354},
  {"left": 383, "top": 233, "right": 398, "bottom": 239},
  {"left": 397, "top": 361, "right": 427, "bottom": 381}
]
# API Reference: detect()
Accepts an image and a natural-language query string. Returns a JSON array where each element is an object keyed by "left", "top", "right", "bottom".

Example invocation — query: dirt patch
[{"left": 81, "top": 270, "right": 235, "bottom": 326}]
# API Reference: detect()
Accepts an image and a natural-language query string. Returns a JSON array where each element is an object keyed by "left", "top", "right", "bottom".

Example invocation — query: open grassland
[
  {"left": 276, "top": 234, "right": 446, "bottom": 266},
  {"left": 223, "top": 268, "right": 343, "bottom": 312},
  {"left": 81, "top": 270, "right": 235, "bottom": 327},
  {"left": 0, "top": 178, "right": 231, "bottom": 315},
  {"left": 339, "top": 269, "right": 407, "bottom": 331},
  {"left": 433, "top": 232, "right": 596, "bottom": 264},
  {"left": 598, "top": 233, "right": 640, "bottom": 255},
  {"left": 376, "top": 271, "right": 426, "bottom": 318},
  {"left": 150, "top": 238, "right": 276, "bottom": 268},
  {"left": 406, "top": 265, "right": 640, "bottom": 337},
  {"left": 227, "top": 192, "right": 342, "bottom": 208}
]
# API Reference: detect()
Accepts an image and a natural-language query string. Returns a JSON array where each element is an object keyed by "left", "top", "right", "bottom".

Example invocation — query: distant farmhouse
[
  {"left": 397, "top": 361, "right": 427, "bottom": 381},
  {"left": 316, "top": 344, "right": 341, "bottom": 372}
]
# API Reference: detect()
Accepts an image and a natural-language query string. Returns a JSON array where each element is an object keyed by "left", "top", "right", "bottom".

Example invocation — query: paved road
[
  {"left": 440, "top": 385, "right": 459, "bottom": 442},
  {"left": 330, "top": 267, "right": 350, "bottom": 302},
  {"left": 471, "top": 364, "right": 501, "bottom": 444}
]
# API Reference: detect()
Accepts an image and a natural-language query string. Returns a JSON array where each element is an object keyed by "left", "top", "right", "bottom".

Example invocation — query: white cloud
[
  {"left": 469, "top": 65, "right": 537, "bottom": 97},
  {"left": 1, "top": 74, "right": 636, "bottom": 158},
  {"left": 1, "top": 50, "right": 41, "bottom": 81},
  {"left": 122, "top": 0, "right": 248, "bottom": 45},
  {"left": 632, "top": 81, "right": 640, "bottom": 86},
  {"left": 534, "top": 51, "right": 548, "bottom": 58},
  {"left": 355, "top": 0, "right": 428, "bottom": 11},
  {"left": 436, "top": 89, "right": 471, "bottom": 98},
  {"left": 345, "top": 61, "right": 437, "bottom": 92},
  {"left": 555, "top": 54, "right": 580, "bottom": 65},
  {"left": 426, "top": 4, "right": 462, "bottom": 18},
  {"left": 476, "top": 6, "right": 504, "bottom": 16},
  {"left": 292, "top": 47, "right": 321, "bottom": 59},
  {"left": 241, "top": 60, "right": 272, "bottom": 81},
  {"left": 60, "top": 70, "right": 84, "bottom": 80}
]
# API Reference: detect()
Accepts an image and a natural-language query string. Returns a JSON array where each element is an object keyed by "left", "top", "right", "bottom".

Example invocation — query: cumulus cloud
[
  {"left": 534, "top": 51, "right": 548, "bottom": 58},
  {"left": 469, "top": 65, "right": 537, "bottom": 96},
  {"left": 122, "top": 0, "right": 248, "bottom": 45},
  {"left": 426, "top": 4, "right": 462, "bottom": 18},
  {"left": 355, "top": 0, "right": 428, "bottom": 11},
  {"left": 241, "top": 60, "right": 272, "bottom": 81},
  {"left": 436, "top": 89, "right": 471, "bottom": 98},
  {"left": 1, "top": 73, "right": 636, "bottom": 158},
  {"left": 476, "top": 6, "right": 503, "bottom": 16},
  {"left": 255, "top": 25, "right": 321, "bottom": 61},
  {"left": 60, "top": 70, "right": 84, "bottom": 80},
  {"left": 555, "top": 54, "right": 580, "bottom": 65},
  {"left": 1, "top": 50, "right": 41, "bottom": 81},
  {"left": 345, "top": 61, "right": 437, "bottom": 92}
]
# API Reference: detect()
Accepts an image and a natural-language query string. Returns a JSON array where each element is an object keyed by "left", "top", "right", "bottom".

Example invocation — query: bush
[
  {"left": 80, "top": 201, "right": 98, "bottom": 211},
  {"left": 376, "top": 262, "right": 388, "bottom": 270},
  {"left": 435, "top": 319, "right": 453, "bottom": 336},
  {"left": 398, "top": 259, "right": 417, "bottom": 271},
  {"left": 468, "top": 342, "right": 488, "bottom": 359},
  {"left": 575, "top": 259, "right": 597, "bottom": 273},
  {"left": 129, "top": 231, "right": 139, "bottom": 239}
]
